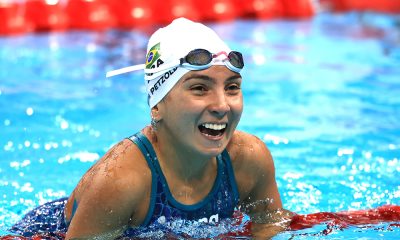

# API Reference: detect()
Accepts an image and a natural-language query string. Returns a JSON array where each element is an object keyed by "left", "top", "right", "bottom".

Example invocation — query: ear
[{"left": 151, "top": 105, "right": 162, "bottom": 122}]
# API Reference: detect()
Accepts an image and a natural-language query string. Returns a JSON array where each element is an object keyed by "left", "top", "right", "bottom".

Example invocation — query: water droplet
[
  {"left": 26, "top": 107, "right": 34, "bottom": 116},
  {"left": 60, "top": 120, "right": 69, "bottom": 130},
  {"left": 77, "top": 125, "right": 84, "bottom": 132},
  {"left": 158, "top": 216, "right": 166, "bottom": 224},
  {"left": 4, "top": 141, "right": 13, "bottom": 151},
  {"left": 44, "top": 143, "right": 51, "bottom": 150}
]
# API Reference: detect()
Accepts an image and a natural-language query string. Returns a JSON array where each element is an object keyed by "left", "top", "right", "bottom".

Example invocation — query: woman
[{"left": 63, "top": 17, "right": 291, "bottom": 238}]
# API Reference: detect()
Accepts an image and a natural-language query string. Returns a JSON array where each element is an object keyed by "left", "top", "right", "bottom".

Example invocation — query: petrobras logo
[{"left": 145, "top": 43, "right": 164, "bottom": 70}]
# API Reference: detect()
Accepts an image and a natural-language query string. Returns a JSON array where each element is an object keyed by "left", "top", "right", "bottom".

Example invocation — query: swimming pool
[{"left": 1, "top": 12, "right": 400, "bottom": 239}]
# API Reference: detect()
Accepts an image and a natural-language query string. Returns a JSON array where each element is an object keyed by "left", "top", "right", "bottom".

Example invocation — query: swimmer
[{"left": 64, "top": 18, "right": 293, "bottom": 239}]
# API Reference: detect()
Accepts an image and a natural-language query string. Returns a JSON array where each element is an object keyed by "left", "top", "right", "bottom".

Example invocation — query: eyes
[{"left": 190, "top": 82, "right": 241, "bottom": 95}]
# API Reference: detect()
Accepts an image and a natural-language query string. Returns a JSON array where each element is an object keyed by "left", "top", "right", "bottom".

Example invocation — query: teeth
[{"left": 203, "top": 123, "right": 227, "bottom": 130}]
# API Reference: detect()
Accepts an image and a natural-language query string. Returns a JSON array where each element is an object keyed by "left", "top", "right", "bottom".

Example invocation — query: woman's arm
[
  {"left": 65, "top": 139, "right": 150, "bottom": 239},
  {"left": 232, "top": 133, "right": 293, "bottom": 238}
]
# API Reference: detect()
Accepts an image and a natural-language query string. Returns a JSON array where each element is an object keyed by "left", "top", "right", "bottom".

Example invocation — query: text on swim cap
[
  {"left": 150, "top": 67, "right": 178, "bottom": 95},
  {"left": 146, "top": 58, "right": 165, "bottom": 77}
]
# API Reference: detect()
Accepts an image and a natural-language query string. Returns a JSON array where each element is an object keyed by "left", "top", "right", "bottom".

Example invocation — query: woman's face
[{"left": 157, "top": 65, "right": 243, "bottom": 157}]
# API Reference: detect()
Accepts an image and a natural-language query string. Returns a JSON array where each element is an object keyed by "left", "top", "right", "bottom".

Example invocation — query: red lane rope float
[
  {"left": 107, "top": 0, "right": 155, "bottom": 28},
  {"left": 289, "top": 204, "right": 400, "bottom": 231},
  {"left": 153, "top": 0, "right": 201, "bottom": 25},
  {"left": 282, "top": 0, "right": 315, "bottom": 18},
  {"left": 217, "top": 205, "right": 400, "bottom": 238},
  {"left": 2, "top": 0, "right": 400, "bottom": 36},
  {"left": 167, "top": 0, "right": 202, "bottom": 22},
  {"left": 0, "top": 1, "right": 32, "bottom": 35},
  {"left": 0, "top": 0, "right": 316, "bottom": 36},
  {"left": 233, "top": 0, "right": 314, "bottom": 20},
  {"left": 25, "top": 0, "right": 68, "bottom": 32},
  {"left": 326, "top": 0, "right": 400, "bottom": 14},
  {"left": 195, "top": 0, "right": 238, "bottom": 22},
  {"left": 65, "top": 0, "right": 115, "bottom": 31},
  {"left": 1, "top": 205, "right": 399, "bottom": 239},
  {"left": 233, "top": 0, "right": 284, "bottom": 20}
]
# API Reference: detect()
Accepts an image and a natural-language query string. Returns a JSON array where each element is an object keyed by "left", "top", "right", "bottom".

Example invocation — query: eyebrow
[{"left": 183, "top": 73, "right": 242, "bottom": 83}]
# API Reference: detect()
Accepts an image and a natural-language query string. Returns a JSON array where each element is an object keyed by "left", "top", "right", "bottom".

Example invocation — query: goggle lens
[
  {"left": 185, "top": 49, "right": 213, "bottom": 66},
  {"left": 182, "top": 49, "right": 244, "bottom": 71},
  {"left": 228, "top": 51, "right": 244, "bottom": 69}
]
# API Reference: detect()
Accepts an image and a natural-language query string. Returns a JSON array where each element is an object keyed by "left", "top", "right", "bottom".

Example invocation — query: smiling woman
[
  {"left": 154, "top": 66, "right": 243, "bottom": 157},
  {"left": 63, "top": 17, "right": 288, "bottom": 239},
  {"left": 9, "top": 17, "right": 291, "bottom": 239}
]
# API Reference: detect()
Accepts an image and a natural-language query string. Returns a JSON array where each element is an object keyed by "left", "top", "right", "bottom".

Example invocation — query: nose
[{"left": 208, "top": 91, "right": 230, "bottom": 118}]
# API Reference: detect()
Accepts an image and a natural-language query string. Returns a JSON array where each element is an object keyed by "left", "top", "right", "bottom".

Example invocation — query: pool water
[{"left": 1, "top": 12, "right": 400, "bottom": 239}]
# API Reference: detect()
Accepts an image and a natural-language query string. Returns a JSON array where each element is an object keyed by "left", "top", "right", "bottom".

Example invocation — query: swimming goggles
[{"left": 106, "top": 49, "right": 244, "bottom": 78}]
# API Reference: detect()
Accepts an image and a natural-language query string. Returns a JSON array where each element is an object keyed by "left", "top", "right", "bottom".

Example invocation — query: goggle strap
[
  {"left": 106, "top": 60, "right": 181, "bottom": 78},
  {"left": 144, "top": 60, "right": 180, "bottom": 74},
  {"left": 106, "top": 64, "right": 145, "bottom": 78},
  {"left": 212, "top": 51, "right": 229, "bottom": 59},
  {"left": 106, "top": 50, "right": 243, "bottom": 78}
]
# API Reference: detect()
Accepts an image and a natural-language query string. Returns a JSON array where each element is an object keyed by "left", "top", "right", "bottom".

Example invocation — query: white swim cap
[{"left": 106, "top": 17, "right": 232, "bottom": 108}]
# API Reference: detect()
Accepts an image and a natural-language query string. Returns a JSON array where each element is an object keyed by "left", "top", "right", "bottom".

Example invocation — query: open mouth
[{"left": 198, "top": 123, "right": 227, "bottom": 137}]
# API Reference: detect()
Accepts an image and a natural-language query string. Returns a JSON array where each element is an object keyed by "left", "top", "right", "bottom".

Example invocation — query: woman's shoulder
[
  {"left": 226, "top": 131, "right": 276, "bottom": 201},
  {"left": 72, "top": 135, "right": 152, "bottom": 204},
  {"left": 65, "top": 136, "right": 153, "bottom": 231},
  {"left": 227, "top": 130, "right": 274, "bottom": 171},
  {"left": 94, "top": 137, "right": 150, "bottom": 180}
]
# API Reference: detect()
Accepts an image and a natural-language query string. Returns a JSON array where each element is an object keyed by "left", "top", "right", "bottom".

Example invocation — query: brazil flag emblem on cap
[{"left": 145, "top": 43, "right": 161, "bottom": 69}]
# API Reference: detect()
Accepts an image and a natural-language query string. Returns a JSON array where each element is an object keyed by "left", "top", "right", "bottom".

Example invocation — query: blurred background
[
  {"left": 1, "top": 0, "right": 400, "bottom": 35},
  {"left": 1, "top": 0, "right": 400, "bottom": 238}
]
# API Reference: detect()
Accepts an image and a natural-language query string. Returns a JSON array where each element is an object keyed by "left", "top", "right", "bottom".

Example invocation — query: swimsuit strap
[
  {"left": 221, "top": 149, "right": 240, "bottom": 205},
  {"left": 127, "top": 132, "right": 158, "bottom": 226},
  {"left": 128, "top": 131, "right": 158, "bottom": 166},
  {"left": 127, "top": 131, "right": 240, "bottom": 227}
]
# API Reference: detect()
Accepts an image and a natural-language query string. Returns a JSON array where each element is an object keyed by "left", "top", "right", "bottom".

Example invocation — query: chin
[
  {"left": 203, "top": 147, "right": 224, "bottom": 157},
  {"left": 196, "top": 137, "right": 229, "bottom": 157}
]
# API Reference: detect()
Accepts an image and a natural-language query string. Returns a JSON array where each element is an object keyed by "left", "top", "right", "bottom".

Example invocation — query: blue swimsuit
[
  {"left": 127, "top": 132, "right": 240, "bottom": 227},
  {"left": 10, "top": 132, "right": 240, "bottom": 237}
]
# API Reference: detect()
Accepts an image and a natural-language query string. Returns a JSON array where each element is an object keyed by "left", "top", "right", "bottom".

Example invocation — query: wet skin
[
  {"left": 150, "top": 65, "right": 243, "bottom": 184},
  {"left": 64, "top": 66, "right": 290, "bottom": 239}
]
